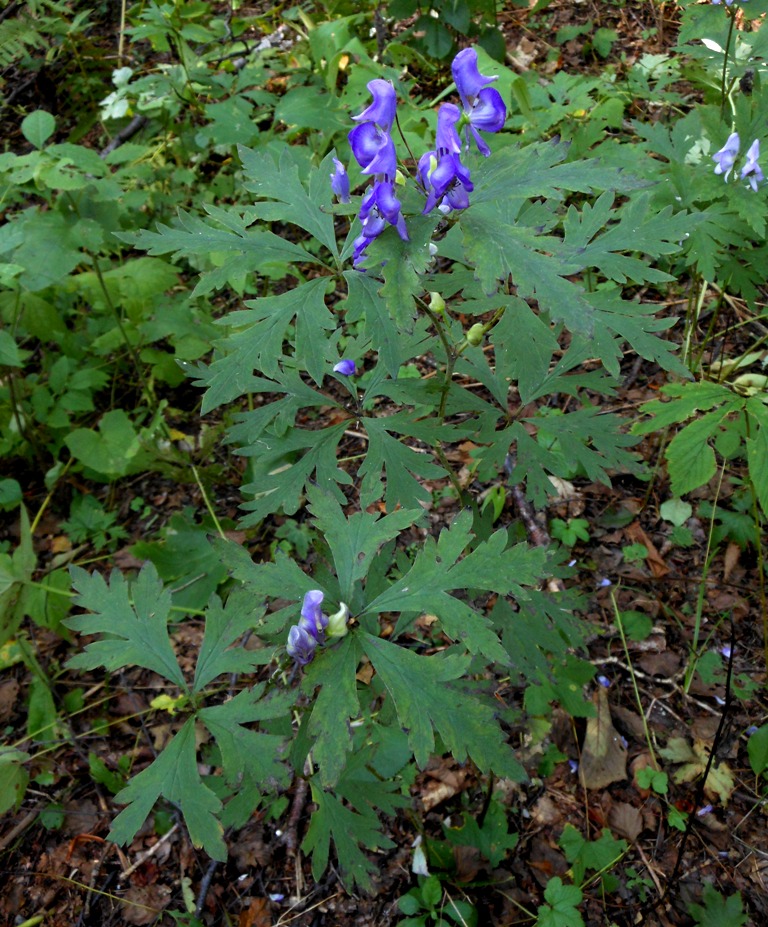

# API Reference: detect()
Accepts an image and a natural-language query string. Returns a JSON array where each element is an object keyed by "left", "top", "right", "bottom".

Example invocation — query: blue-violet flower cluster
[
  {"left": 348, "top": 79, "right": 408, "bottom": 267},
  {"left": 713, "top": 133, "right": 764, "bottom": 191},
  {"left": 286, "top": 590, "right": 349, "bottom": 666},
  {"left": 419, "top": 48, "right": 506, "bottom": 215}
]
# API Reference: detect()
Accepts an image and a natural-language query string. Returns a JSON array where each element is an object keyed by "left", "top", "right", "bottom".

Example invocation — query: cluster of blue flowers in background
[
  {"left": 286, "top": 590, "right": 349, "bottom": 665},
  {"left": 330, "top": 47, "right": 507, "bottom": 268},
  {"left": 713, "top": 133, "right": 764, "bottom": 191}
]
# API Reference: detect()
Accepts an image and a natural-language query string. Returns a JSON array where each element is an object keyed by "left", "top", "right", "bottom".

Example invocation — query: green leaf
[
  {"left": 306, "top": 486, "right": 420, "bottom": 604},
  {"left": 66, "top": 563, "right": 187, "bottom": 690},
  {"left": 444, "top": 798, "right": 519, "bottom": 866},
  {"left": 239, "top": 419, "right": 352, "bottom": 525},
  {"left": 300, "top": 636, "right": 361, "bottom": 788},
  {"left": 536, "top": 877, "right": 584, "bottom": 927},
  {"left": 361, "top": 633, "right": 525, "bottom": 779},
  {"left": 198, "top": 686, "right": 291, "bottom": 827},
  {"left": 0, "top": 330, "right": 25, "bottom": 367},
  {"left": 21, "top": 110, "right": 56, "bottom": 149},
  {"left": 359, "top": 415, "right": 447, "bottom": 512},
  {"left": 746, "top": 398, "right": 768, "bottom": 518},
  {"left": 193, "top": 589, "right": 269, "bottom": 691},
  {"left": 126, "top": 207, "right": 316, "bottom": 297},
  {"left": 240, "top": 146, "right": 340, "bottom": 258},
  {"left": 665, "top": 412, "right": 723, "bottom": 497},
  {"left": 110, "top": 717, "right": 226, "bottom": 860},
  {"left": 302, "top": 783, "right": 392, "bottom": 892},
  {"left": 365, "top": 510, "right": 546, "bottom": 661},
  {"left": 0, "top": 747, "right": 29, "bottom": 815},
  {"left": 747, "top": 724, "right": 768, "bottom": 777},
  {"left": 206, "top": 278, "right": 334, "bottom": 390},
  {"left": 687, "top": 883, "right": 748, "bottom": 927},
  {"left": 65, "top": 410, "right": 152, "bottom": 480}
]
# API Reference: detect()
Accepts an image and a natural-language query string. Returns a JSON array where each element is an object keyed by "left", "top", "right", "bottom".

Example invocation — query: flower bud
[
  {"left": 326, "top": 603, "right": 350, "bottom": 638},
  {"left": 428, "top": 292, "right": 445, "bottom": 313},
  {"left": 466, "top": 323, "right": 485, "bottom": 346}
]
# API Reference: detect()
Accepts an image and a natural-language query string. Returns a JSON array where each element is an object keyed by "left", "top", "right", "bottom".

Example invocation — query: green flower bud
[
  {"left": 466, "top": 323, "right": 485, "bottom": 346},
  {"left": 428, "top": 292, "right": 446, "bottom": 314},
  {"left": 326, "top": 603, "right": 350, "bottom": 638}
]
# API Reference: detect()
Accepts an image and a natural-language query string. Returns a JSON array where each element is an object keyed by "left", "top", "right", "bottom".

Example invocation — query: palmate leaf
[
  {"left": 342, "top": 271, "right": 434, "bottom": 378},
  {"left": 239, "top": 145, "right": 340, "bottom": 258},
  {"left": 110, "top": 717, "right": 227, "bottom": 860},
  {"left": 239, "top": 420, "right": 352, "bottom": 525},
  {"left": 461, "top": 211, "right": 599, "bottom": 335},
  {"left": 124, "top": 206, "right": 317, "bottom": 297},
  {"left": 471, "top": 139, "right": 635, "bottom": 204},
  {"left": 204, "top": 278, "right": 336, "bottom": 389},
  {"left": 306, "top": 486, "right": 421, "bottom": 604},
  {"left": 359, "top": 416, "right": 448, "bottom": 512},
  {"left": 199, "top": 686, "right": 292, "bottom": 828},
  {"left": 67, "top": 563, "right": 187, "bottom": 690},
  {"left": 300, "top": 636, "right": 361, "bottom": 787},
  {"left": 302, "top": 782, "right": 392, "bottom": 893},
  {"left": 361, "top": 633, "right": 525, "bottom": 780},
  {"left": 364, "top": 509, "right": 547, "bottom": 660},
  {"left": 557, "top": 191, "right": 689, "bottom": 284},
  {"left": 193, "top": 588, "right": 273, "bottom": 692}
]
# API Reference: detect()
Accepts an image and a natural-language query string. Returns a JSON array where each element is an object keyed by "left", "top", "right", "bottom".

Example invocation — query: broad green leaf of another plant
[
  {"left": 536, "top": 877, "right": 584, "bottom": 927},
  {"left": 0, "top": 748, "right": 30, "bottom": 816},
  {"left": 67, "top": 563, "right": 187, "bottom": 690},
  {"left": 687, "top": 883, "right": 748, "bottom": 927},
  {"left": 746, "top": 398, "right": 768, "bottom": 518},
  {"left": 748, "top": 724, "right": 768, "bottom": 777},
  {"left": 361, "top": 633, "right": 525, "bottom": 780},
  {"left": 302, "top": 783, "right": 393, "bottom": 893},
  {"left": 110, "top": 717, "right": 226, "bottom": 860}
]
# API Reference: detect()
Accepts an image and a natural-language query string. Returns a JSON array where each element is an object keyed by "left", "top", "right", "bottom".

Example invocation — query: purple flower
[
  {"left": 713, "top": 132, "right": 740, "bottom": 180},
  {"left": 330, "top": 158, "right": 350, "bottom": 203},
  {"left": 597, "top": 675, "right": 611, "bottom": 688},
  {"left": 299, "top": 589, "right": 327, "bottom": 642},
  {"left": 349, "top": 123, "right": 398, "bottom": 176},
  {"left": 353, "top": 179, "right": 409, "bottom": 266},
  {"left": 451, "top": 48, "right": 506, "bottom": 156},
  {"left": 696, "top": 804, "right": 713, "bottom": 817},
  {"left": 741, "top": 138, "right": 764, "bottom": 191},
  {"left": 419, "top": 104, "right": 474, "bottom": 214},
  {"left": 420, "top": 150, "right": 474, "bottom": 213},
  {"left": 333, "top": 359, "right": 356, "bottom": 376},
  {"left": 287, "top": 625, "right": 317, "bottom": 665},
  {"left": 352, "top": 79, "right": 396, "bottom": 132}
]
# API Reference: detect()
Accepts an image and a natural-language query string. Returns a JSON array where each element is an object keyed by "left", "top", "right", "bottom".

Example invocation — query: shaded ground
[{"left": 2, "top": 2, "right": 768, "bottom": 925}]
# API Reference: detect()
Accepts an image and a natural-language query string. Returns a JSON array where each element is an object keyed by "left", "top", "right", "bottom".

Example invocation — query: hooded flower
[
  {"left": 330, "top": 158, "right": 350, "bottom": 203},
  {"left": 420, "top": 104, "right": 474, "bottom": 214},
  {"left": 347, "top": 79, "right": 408, "bottom": 268},
  {"left": 352, "top": 79, "right": 396, "bottom": 132},
  {"left": 286, "top": 625, "right": 317, "bottom": 666},
  {"left": 298, "top": 589, "right": 327, "bottom": 642},
  {"left": 451, "top": 48, "right": 507, "bottom": 156},
  {"left": 333, "top": 359, "right": 356, "bottom": 376},
  {"left": 740, "top": 138, "right": 764, "bottom": 191},
  {"left": 713, "top": 132, "right": 740, "bottom": 180}
]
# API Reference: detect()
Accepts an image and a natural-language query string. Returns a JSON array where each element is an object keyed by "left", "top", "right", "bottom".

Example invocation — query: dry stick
[
  {"left": 504, "top": 453, "right": 566, "bottom": 592},
  {"left": 99, "top": 115, "right": 148, "bottom": 159}
]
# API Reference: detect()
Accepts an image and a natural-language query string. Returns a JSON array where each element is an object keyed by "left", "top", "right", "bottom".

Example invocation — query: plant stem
[{"left": 720, "top": 10, "right": 737, "bottom": 122}]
